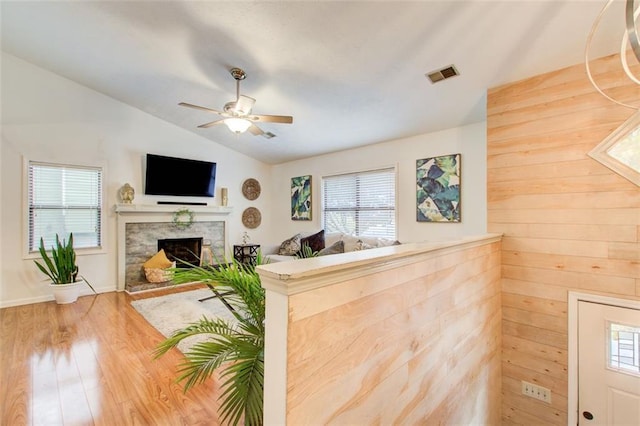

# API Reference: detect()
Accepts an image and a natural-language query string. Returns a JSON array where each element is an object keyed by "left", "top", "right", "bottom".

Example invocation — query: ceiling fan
[{"left": 179, "top": 67, "right": 293, "bottom": 138}]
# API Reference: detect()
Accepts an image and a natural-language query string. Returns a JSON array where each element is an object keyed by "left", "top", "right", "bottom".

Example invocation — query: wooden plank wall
[
  {"left": 285, "top": 241, "right": 502, "bottom": 424},
  {"left": 487, "top": 53, "right": 640, "bottom": 425}
]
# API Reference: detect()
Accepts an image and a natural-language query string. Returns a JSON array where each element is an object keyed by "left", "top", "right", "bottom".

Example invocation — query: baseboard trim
[{"left": 0, "top": 286, "right": 116, "bottom": 308}]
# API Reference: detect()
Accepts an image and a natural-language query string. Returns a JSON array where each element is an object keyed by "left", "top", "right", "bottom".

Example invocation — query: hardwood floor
[{"left": 0, "top": 285, "right": 223, "bottom": 425}]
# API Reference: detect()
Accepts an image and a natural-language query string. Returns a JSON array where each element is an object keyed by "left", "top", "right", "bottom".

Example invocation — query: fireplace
[
  {"left": 124, "top": 221, "right": 224, "bottom": 292},
  {"left": 117, "top": 206, "right": 229, "bottom": 293},
  {"left": 158, "top": 237, "right": 203, "bottom": 267}
]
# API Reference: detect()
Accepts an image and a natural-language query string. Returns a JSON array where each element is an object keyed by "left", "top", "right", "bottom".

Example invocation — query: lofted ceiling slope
[{"left": 0, "top": 1, "right": 628, "bottom": 164}]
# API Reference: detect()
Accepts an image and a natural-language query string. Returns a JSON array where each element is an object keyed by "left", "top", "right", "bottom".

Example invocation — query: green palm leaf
[{"left": 154, "top": 256, "right": 266, "bottom": 425}]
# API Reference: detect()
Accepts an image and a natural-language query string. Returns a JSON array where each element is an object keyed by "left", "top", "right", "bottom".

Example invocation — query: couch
[{"left": 264, "top": 230, "right": 400, "bottom": 263}]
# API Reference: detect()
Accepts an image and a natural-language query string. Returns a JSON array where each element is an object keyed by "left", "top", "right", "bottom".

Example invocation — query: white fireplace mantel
[{"left": 114, "top": 203, "right": 233, "bottom": 215}]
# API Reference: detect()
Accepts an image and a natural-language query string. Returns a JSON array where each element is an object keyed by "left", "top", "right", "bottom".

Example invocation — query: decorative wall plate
[
  {"left": 242, "top": 207, "right": 262, "bottom": 229},
  {"left": 242, "top": 178, "right": 261, "bottom": 200}
]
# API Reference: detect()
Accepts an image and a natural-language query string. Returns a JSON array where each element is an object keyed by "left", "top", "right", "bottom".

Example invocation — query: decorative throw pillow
[
  {"left": 354, "top": 239, "right": 375, "bottom": 251},
  {"left": 318, "top": 240, "right": 344, "bottom": 256},
  {"left": 144, "top": 261, "right": 176, "bottom": 283},
  {"left": 143, "top": 249, "right": 173, "bottom": 269},
  {"left": 278, "top": 233, "right": 302, "bottom": 255},
  {"left": 300, "top": 229, "right": 325, "bottom": 253}
]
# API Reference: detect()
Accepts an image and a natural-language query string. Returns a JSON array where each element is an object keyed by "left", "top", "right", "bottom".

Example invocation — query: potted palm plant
[
  {"left": 154, "top": 255, "right": 265, "bottom": 426},
  {"left": 34, "top": 233, "right": 96, "bottom": 304}
]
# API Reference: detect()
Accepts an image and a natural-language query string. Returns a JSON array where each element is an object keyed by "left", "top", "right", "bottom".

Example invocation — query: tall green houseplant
[
  {"left": 34, "top": 233, "right": 79, "bottom": 284},
  {"left": 34, "top": 233, "right": 96, "bottom": 304},
  {"left": 154, "top": 256, "right": 265, "bottom": 426}
]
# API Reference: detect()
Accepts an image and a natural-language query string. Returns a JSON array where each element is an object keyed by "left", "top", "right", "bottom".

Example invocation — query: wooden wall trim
[{"left": 258, "top": 233, "right": 502, "bottom": 295}]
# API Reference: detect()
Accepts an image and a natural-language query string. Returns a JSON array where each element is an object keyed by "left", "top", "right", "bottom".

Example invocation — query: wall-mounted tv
[{"left": 144, "top": 153, "right": 217, "bottom": 197}]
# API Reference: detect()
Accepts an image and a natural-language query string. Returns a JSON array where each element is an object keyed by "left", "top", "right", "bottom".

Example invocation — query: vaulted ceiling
[{"left": 1, "top": 1, "right": 628, "bottom": 164}]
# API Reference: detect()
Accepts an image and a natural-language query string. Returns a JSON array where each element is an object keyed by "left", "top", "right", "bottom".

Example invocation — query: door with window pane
[{"left": 578, "top": 301, "right": 640, "bottom": 425}]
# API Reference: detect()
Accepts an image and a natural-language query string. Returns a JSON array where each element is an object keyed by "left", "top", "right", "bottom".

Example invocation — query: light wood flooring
[{"left": 0, "top": 285, "right": 224, "bottom": 425}]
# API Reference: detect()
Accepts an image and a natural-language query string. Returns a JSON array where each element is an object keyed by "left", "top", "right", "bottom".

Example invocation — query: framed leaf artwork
[
  {"left": 416, "top": 154, "right": 461, "bottom": 222},
  {"left": 291, "top": 175, "right": 312, "bottom": 220}
]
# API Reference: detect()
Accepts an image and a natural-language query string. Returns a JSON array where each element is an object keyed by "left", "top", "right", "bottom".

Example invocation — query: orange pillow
[{"left": 143, "top": 249, "right": 173, "bottom": 269}]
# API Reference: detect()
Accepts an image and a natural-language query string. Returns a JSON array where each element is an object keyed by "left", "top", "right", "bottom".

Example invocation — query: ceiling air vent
[
  {"left": 426, "top": 65, "right": 460, "bottom": 84},
  {"left": 263, "top": 132, "right": 276, "bottom": 139}
]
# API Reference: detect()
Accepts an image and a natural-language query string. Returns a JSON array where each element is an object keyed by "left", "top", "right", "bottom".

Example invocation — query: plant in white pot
[{"left": 34, "top": 233, "right": 96, "bottom": 304}]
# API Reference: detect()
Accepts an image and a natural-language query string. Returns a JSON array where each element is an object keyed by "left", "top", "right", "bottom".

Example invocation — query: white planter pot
[{"left": 49, "top": 280, "right": 83, "bottom": 304}]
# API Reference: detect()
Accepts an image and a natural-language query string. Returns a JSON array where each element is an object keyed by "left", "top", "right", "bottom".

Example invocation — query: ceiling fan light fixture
[
  {"left": 224, "top": 117, "right": 252, "bottom": 134},
  {"left": 180, "top": 67, "right": 292, "bottom": 138}
]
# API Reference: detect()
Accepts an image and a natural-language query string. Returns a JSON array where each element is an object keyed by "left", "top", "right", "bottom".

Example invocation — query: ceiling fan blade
[
  {"left": 179, "top": 102, "right": 222, "bottom": 115},
  {"left": 248, "top": 123, "right": 264, "bottom": 136},
  {"left": 235, "top": 95, "right": 256, "bottom": 115},
  {"left": 249, "top": 124, "right": 276, "bottom": 139},
  {"left": 197, "top": 120, "right": 225, "bottom": 129},
  {"left": 250, "top": 114, "right": 293, "bottom": 124}
]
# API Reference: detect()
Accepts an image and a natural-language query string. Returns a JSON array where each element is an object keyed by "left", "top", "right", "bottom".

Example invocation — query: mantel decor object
[
  {"left": 172, "top": 208, "right": 195, "bottom": 229},
  {"left": 119, "top": 183, "right": 135, "bottom": 204},
  {"left": 221, "top": 187, "right": 228, "bottom": 206}
]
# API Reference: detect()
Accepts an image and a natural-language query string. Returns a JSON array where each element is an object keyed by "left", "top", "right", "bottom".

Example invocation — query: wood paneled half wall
[
  {"left": 258, "top": 234, "right": 502, "bottom": 424},
  {"left": 487, "top": 52, "right": 640, "bottom": 425}
]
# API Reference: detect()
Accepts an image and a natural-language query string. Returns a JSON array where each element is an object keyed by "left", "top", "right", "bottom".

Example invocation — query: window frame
[
  {"left": 321, "top": 165, "right": 398, "bottom": 239},
  {"left": 607, "top": 320, "right": 640, "bottom": 377},
  {"left": 589, "top": 110, "right": 640, "bottom": 187},
  {"left": 23, "top": 158, "right": 107, "bottom": 259}
]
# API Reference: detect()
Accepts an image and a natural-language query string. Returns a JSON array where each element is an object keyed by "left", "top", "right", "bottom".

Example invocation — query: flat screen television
[{"left": 144, "top": 153, "right": 217, "bottom": 197}]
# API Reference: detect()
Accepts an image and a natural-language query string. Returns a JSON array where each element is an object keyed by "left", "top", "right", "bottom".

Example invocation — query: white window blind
[
  {"left": 28, "top": 162, "right": 103, "bottom": 252},
  {"left": 322, "top": 167, "right": 396, "bottom": 239}
]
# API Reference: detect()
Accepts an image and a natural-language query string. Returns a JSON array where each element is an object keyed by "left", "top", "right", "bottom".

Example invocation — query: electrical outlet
[{"left": 521, "top": 380, "right": 552, "bottom": 403}]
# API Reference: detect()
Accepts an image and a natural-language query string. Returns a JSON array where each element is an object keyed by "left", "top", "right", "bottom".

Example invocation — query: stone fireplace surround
[{"left": 115, "top": 204, "right": 232, "bottom": 292}]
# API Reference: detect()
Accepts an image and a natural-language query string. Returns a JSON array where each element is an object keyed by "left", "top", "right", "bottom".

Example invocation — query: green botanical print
[
  {"left": 291, "top": 175, "right": 312, "bottom": 220},
  {"left": 416, "top": 154, "right": 461, "bottom": 222}
]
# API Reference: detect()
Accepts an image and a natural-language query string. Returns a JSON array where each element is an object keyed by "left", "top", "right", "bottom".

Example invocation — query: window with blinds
[
  {"left": 28, "top": 162, "right": 103, "bottom": 252},
  {"left": 322, "top": 167, "right": 396, "bottom": 239}
]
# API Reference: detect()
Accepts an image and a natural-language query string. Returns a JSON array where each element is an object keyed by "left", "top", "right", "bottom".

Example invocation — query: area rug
[{"left": 131, "top": 288, "right": 237, "bottom": 353}]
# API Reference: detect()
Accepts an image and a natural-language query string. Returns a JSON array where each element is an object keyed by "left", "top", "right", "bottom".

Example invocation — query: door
[{"left": 578, "top": 301, "right": 640, "bottom": 425}]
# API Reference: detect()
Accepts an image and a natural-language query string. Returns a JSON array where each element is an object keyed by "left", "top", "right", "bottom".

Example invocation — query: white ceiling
[{"left": 0, "top": 0, "right": 629, "bottom": 164}]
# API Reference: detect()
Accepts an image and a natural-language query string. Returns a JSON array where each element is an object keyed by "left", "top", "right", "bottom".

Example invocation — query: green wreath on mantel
[{"left": 172, "top": 208, "right": 195, "bottom": 230}]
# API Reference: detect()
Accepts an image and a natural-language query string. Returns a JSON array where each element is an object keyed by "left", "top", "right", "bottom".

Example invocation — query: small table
[
  {"left": 233, "top": 244, "right": 260, "bottom": 266},
  {"left": 196, "top": 263, "right": 235, "bottom": 311},
  {"left": 199, "top": 285, "right": 236, "bottom": 312}
]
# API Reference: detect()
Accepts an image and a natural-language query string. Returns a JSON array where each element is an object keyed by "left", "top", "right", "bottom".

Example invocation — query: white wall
[
  {"left": 269, "top": 122, "right": 487, "bottom": 244},
  {"left": 1, "top": 53, "right": 273, "bottom": 307}
]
